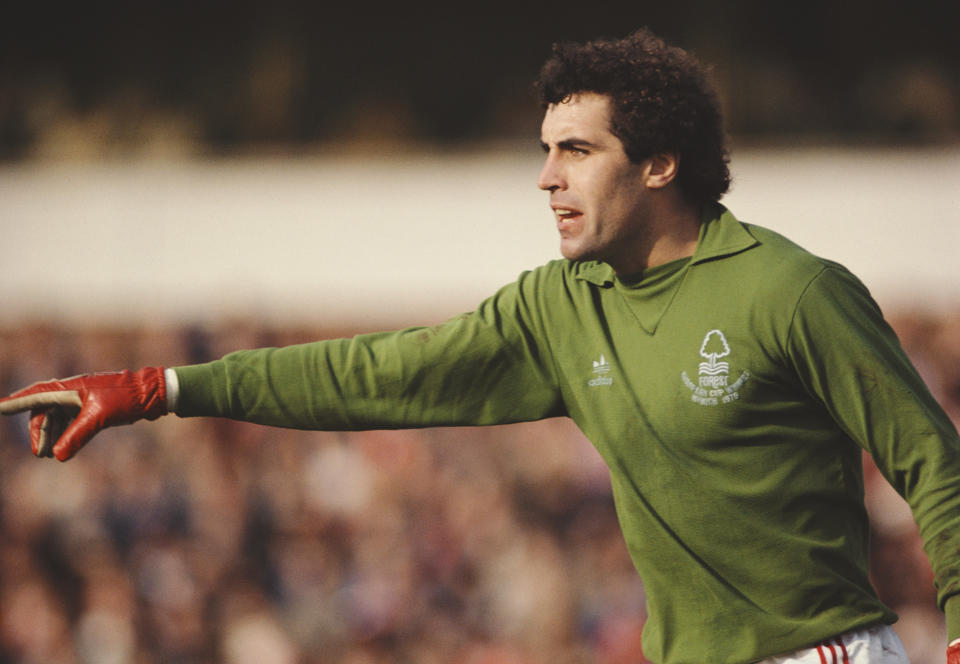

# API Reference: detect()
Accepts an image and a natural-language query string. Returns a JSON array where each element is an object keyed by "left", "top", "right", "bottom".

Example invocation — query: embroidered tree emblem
[{"left": 699, "top": 330, "right": 731, "bottom": 375}]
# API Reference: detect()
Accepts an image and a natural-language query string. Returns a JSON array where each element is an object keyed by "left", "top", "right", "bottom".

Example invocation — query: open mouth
[{"left": 554, "top": 208, "right": 583, "bottom": 224}]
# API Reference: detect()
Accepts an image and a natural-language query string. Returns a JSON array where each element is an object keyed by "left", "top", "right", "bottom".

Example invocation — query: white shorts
[{"left": 759, "top": 624, "right": 909, "bottom": 663}]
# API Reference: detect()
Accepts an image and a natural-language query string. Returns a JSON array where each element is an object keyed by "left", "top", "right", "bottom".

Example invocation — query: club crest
[{"left": 681, "top": 329, "right": 750, "bottom": 406}]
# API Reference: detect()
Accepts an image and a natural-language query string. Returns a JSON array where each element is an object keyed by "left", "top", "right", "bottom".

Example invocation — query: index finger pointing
[{"left": 0, "top": 390, "right": 83, "bottom": 415}]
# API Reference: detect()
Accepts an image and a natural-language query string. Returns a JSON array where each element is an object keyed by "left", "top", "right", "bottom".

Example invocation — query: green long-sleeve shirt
[{"left": 175, "top": 205, "right": 960, "bottom": 663}]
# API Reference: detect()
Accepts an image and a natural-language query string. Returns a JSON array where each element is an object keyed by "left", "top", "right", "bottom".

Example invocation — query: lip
[{"left": 553, "top": 209, "right": 583, "bottom": 237}]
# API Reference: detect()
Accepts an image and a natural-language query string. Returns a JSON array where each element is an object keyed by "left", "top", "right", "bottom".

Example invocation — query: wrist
[
  {"left": 164, "top": 368, "right": 180, "bottom": 414},
  {"left": 947, "top": 594, "right": 960, "bottom": 644},
  {"left": 949, "top": 638, "right": 960, "bottom": 664}
]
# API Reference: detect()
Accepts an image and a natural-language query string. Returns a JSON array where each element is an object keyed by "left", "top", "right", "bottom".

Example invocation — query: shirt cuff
[
  {"left": 944, "top": 594, "right": 960, "bottom": 643},
  {"left": 164, "top": 368, "right": 180, "bottom": 414}
]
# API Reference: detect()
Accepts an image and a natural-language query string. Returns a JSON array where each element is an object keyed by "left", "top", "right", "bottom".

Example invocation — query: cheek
[
  {"left": 579, "top": 172, "right": 618, "bottom": 213},
  {"left": 607, "top": 171, "right": 648, "bottom": 213},
  {"left": 576, "top": 162, "right": 644, "bottom": 217},
  {"left": 595, "top": 164, "right": 638, "bottom": 197}
]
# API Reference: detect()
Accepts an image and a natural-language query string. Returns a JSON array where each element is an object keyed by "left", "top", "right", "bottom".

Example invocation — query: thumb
[
  {"left": 29, "top": 411, "right": 49, "bottom": 457},
  {"left": 52, "top": 405, "right": 105, "bottom": 461}
]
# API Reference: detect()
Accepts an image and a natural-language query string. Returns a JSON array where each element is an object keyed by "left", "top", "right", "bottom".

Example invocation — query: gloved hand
[
  {"left": 0, "top": 367, "right": 167, "bottom": 461},
  {"left": 949, "top": 639, "right": 960, "bottom": 664}
]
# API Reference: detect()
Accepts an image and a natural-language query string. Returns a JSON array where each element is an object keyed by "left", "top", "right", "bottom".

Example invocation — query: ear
[{"left": 644, "top": 153, "right": 680, "bottom": 190}]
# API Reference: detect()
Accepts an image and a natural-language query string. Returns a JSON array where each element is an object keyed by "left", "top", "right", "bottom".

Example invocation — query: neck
[
  {"left": 611, "top": 198, "right": 702, "bottom": 276},
  {"left": 646, "top": 202, "right": 702, "bottom": 267}
]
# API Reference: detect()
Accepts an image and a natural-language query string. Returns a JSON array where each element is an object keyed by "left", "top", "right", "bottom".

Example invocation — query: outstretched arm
[{"left": 1, "top": 268, "right": 566, "bottom": 460}]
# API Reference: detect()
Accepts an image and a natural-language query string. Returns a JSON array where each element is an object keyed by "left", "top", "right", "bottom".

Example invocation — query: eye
[{"left": 545, "top": 141, "right": 593, "bottom": 158}]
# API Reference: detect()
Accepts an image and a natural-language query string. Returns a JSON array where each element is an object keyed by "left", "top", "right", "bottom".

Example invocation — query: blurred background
[{"left": 1, "top": 2, "right": 959, "bottom": 662}]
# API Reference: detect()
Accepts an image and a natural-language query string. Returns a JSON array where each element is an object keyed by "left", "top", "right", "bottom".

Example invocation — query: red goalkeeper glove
[
  {"left": 949, "top": 639, "right": 960, "bottom": 664},
  {"left": 0, "top": 367, "right": 168, "bottom": 461}
]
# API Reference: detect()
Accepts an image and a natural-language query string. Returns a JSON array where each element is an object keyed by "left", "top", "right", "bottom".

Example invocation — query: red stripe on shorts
[
  {"left": 816, "top": 644, "right": 828, "bottom": 664},
  {"left": 834, "top": 637, "right": 850, "bottom": 664}
]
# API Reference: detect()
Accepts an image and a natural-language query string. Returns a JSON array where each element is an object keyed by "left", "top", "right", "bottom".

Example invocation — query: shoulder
[
  {"left": 743, "top": 222, "right": 817, "bottom": 257},
  {"left": 740, "top": 222, "right": 831, "bottom": 272},
  {"left": 482, "top": 260, "right": 611, "bottom": 329},
  {"left": 694, "top": 208, "right": 879, "bottom": 323},
  {"left": 713, "top": 212, "right": 849, "bottom": 293},
  {"left": 740, "top": 222, "right": 869, "bottom": 297},
  {"left": 513, "top": 259, "right": 613, "bottom": 291}
]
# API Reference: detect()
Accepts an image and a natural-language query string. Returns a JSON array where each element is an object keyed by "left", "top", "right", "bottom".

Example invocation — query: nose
[{"left": 537, "top": 151, "right": 565, "bottom": 192}]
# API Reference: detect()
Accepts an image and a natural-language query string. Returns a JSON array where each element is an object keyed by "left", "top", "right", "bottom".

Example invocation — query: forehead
[{"left": 540, "top": 92, "right": 616, "bottom": 140}]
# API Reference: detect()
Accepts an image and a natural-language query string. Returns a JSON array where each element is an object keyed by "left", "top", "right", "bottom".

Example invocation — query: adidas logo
[{"left": 589, "top": 354, "right": 613, "bottom": 386}]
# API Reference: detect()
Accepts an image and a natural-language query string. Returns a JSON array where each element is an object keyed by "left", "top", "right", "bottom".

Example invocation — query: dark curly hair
[{"left": 535, "top": 29, "right": 731, "bottom": 204}]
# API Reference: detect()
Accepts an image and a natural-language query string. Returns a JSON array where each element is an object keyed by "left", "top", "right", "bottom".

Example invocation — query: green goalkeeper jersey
[{"left": 175, "top": 204, "right": 960, "bottom": 663}]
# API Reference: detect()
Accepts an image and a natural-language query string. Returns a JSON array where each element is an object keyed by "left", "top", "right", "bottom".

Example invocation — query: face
[{"left": 538, "top": 93, "right": 654, "bottom": 274}]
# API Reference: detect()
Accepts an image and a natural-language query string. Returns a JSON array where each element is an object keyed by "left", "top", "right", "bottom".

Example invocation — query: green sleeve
[
  {"left": 787, "top": 265, "right": 960, "bottom": 637},
  {"left": 172, "top": 272, "right": 564, "bottom": 430}
]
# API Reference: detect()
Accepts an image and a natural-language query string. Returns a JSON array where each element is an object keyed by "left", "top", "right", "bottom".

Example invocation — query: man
[{"left": 2, "top": 29, "right": 959, "bottom": 664}]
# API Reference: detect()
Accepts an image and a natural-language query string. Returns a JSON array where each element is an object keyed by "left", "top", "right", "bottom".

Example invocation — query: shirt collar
[
  {"left": 574, "top": 203, "right": 758, "bottom": 285},
  {"left": 690, "top": 203, "right": 759, "bottom": 265}
]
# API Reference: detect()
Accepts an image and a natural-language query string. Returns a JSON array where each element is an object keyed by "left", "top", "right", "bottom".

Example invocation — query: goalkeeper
[{"left": 4, "top": 29, "right": 960, "bottom": 664}]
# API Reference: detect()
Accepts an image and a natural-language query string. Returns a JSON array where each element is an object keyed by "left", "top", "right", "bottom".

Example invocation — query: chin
[
  {"left": 560, "top": 243, "right": 596, "bottom": 263},
  {"left": 559, "top": 247, "right": 581, "bottom": 262}
]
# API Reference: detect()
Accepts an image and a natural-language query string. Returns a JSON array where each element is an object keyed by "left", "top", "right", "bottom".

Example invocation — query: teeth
[{"left": 555, "top": 209, "right": 576, "bottom": 215}]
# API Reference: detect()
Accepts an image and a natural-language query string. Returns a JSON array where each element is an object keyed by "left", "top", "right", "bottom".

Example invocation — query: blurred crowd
[
  {"left": 1, "top": 309, "right": 958, "bottom": 663},
  {"left": 3, "top": 3, "right": 959, "bottom": 161}
]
